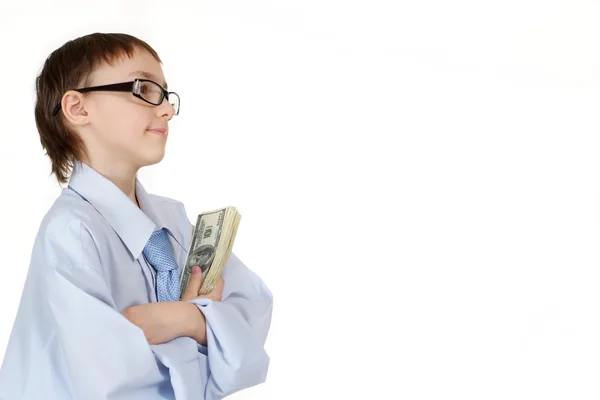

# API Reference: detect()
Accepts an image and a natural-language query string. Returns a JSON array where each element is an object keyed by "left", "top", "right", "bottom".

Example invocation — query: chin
[
  {"left": 149, "top": 153, "right": 166, "bottom": 166},
  {"left": 139, "top": 150, "right": 166, "bottom": 167}
]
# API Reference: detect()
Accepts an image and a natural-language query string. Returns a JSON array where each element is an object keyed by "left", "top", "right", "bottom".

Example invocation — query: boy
[{"left": 0, "top": 32, "right": 273, "bottom": 400}]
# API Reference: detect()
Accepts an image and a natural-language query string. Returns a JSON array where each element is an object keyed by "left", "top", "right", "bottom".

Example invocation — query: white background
[{"left": 1, "top": 0, "right": 600, "bottom": 398}]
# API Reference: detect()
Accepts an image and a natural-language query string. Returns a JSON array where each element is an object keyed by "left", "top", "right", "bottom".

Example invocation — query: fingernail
[{"left": 192, "top": 266, "right": 200, "bottom": 274}]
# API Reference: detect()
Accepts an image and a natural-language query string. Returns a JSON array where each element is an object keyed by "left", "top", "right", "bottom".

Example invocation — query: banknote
[{"left": 180, "top": 206, "right": 241, "bottom": 297}]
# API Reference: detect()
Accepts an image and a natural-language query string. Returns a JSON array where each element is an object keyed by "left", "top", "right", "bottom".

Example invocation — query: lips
[{"left": 147, "top": 127, "right": 168, "bottom": 137}]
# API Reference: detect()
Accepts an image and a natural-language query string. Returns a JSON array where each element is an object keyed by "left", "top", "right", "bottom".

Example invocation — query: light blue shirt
[{"left": 0, "top": 161, "right": 273, "bottom": 400}]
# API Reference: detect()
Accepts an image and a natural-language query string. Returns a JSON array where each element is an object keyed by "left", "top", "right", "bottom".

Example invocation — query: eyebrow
[{"left": 128, "top": 70, "right": 168, "bottom": 90}]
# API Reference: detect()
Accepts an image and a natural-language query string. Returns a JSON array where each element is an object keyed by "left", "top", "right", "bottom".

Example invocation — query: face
[{"left": 63, "top": 47, "right": 176, "bottom": 172}]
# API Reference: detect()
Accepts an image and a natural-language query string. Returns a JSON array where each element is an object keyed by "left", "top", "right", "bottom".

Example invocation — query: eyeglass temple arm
[{"left": 51, "top": 82, "right": 134, "bottom": 116}]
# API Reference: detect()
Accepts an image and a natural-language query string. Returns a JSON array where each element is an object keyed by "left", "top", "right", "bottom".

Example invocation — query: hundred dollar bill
[{"left": 180, "top": 206, "right": 241, "bottom": 297}]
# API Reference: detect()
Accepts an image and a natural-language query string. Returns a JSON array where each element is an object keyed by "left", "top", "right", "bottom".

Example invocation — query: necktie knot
[{"left": 143, "top": 228, "right": 180, "bottom": 301}]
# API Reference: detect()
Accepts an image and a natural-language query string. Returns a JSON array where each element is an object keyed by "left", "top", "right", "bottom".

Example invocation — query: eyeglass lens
[{"left": 138, "top": 81, "right": 179, "bottom": 113}]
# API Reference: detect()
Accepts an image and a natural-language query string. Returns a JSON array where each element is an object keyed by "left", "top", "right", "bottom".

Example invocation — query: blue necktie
[{"left": 143, "top": 228, "right": 181, "bottom": 302}]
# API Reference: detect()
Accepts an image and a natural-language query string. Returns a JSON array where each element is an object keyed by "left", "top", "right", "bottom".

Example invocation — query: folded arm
[
  {"left": 187, "top": 252, "right": 273, "bottom": 399},
  {"left": 49, "top": 261, "right": 169, "bottom": 399},
  {"left": 8, "top": 218, "right": 207, "bottom": 399}
]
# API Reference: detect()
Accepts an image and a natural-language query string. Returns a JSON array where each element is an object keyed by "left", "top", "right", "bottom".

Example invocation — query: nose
[{"left": 156, "top": 96, "right": 176, "bottom": 120}]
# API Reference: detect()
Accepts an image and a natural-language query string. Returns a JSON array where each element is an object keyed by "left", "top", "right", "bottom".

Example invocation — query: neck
[{"left": 81, "top": 157, "right": 140, "bottom": 207}]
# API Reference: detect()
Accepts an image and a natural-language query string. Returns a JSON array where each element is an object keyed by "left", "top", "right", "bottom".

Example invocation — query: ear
[{"left": 61, "top": 90, "right": 89, "bottom": 126}]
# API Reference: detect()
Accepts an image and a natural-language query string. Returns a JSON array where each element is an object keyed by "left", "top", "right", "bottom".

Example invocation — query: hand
[
  {"left": 181, "top": 265, "right": 225, "bottom": 303},
  {"left": 121, "top": 301, "right": 196, "bottom": 345}
]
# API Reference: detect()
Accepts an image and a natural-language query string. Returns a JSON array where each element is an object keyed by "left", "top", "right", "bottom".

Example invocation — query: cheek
[
  {"left": 93, "top": 100, "right": 154, "bottom": 146},
  {"left": 129, "top": 108, "right": 154, "bottom": 133},
  {"left": 111, "top": 110, "right": 151, "bottom": 139}
]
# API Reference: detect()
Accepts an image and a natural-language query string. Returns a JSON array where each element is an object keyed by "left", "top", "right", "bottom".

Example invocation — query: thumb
[{"left": 182, "top": 266, "right": 203, "bottom": 300}]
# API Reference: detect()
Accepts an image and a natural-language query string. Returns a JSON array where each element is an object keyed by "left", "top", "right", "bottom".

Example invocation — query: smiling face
[{"left": 62, "top": 46, "right": 176, "bottom": 173}]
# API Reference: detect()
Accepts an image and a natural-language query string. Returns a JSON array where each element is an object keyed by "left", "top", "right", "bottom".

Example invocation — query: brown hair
[{"left": 34, "top": 32, "right": 162, "bottom": 185}]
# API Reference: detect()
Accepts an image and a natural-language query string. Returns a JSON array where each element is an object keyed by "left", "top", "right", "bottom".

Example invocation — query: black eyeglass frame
[{"left": 51, "top": 78, "right": 180, "bottom": 116}]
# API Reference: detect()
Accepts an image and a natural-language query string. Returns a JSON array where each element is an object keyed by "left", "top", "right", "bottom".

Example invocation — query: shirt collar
[{"left": 68, "top": 160, "right": 171, "bottom": 260}]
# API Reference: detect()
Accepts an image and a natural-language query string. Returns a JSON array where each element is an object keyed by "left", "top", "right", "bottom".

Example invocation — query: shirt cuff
[{"left": 187, "top": 298, "right": 213, "bottom": 353}]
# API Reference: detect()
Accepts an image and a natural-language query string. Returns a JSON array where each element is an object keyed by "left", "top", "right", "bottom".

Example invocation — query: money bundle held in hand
[{"left": 180, "top": 206, "right": 241, "bottom": 297}]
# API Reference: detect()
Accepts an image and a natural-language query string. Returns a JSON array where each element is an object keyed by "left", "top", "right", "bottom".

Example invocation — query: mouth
[{"left": 147, "top": 128, "right": 168, "bottom": 138}]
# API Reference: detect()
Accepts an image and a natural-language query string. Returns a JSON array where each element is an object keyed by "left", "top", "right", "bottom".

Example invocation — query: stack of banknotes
[{"left": 179, "top": 206, "right": 241, "bottom": 297}]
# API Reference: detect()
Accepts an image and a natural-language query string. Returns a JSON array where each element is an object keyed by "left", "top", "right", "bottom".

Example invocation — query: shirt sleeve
[
  {"left": 187, "top": 252, "right": 273, "bottom": 399},
  {"left": 0, "top": 217, "right": 172, "bottom": 399}
]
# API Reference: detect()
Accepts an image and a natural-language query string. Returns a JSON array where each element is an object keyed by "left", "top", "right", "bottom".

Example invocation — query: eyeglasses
[{"left": 51, "top": 78, "right": 180, "bottom": 116}]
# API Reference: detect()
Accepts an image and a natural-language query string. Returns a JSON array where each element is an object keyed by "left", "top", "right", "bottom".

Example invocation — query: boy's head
[{"left": 35, "top": 32, "right": 178, "bottom": 185}]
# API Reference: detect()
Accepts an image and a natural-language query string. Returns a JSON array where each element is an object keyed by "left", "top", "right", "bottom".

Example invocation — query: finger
[
  {"left": 182, "top": 266, "right": 203, "bottom": 301},
  {"left": 212, "top": 278, "right": 225, "bottom": 302},
  {"left": 195, "top": 277, "right": 224, "bottom": 301}
]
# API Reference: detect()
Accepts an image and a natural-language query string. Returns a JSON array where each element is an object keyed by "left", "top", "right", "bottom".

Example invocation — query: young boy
[{"left": 0, "top": 32, "right": 273, "bottom": 400}]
